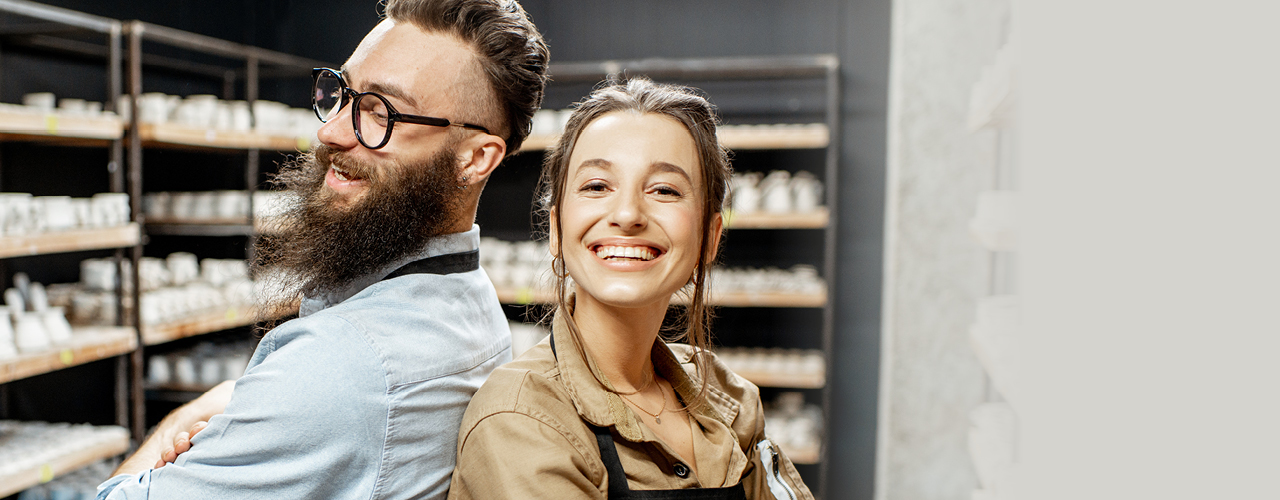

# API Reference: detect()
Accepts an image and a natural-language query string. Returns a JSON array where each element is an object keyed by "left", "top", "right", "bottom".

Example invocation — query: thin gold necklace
[
  {"left": 611, "top": 369, "right": 656, "bottom": 396},
  {"left": 620, "top": 383, "right": 669, "bottom": 424}
]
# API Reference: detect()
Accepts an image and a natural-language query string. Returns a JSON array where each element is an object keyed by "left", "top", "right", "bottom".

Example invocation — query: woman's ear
[
  {"left": 548, "top": 207, "right": 561, "bottom": 259},
  {"left": 455, "top": 132, "right": 508, "bottom": 188},
  {"left": 704, "top": 212, "right": 724, "bottom": 264}
]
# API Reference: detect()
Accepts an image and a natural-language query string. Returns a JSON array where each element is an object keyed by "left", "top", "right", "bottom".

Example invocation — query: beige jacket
[{"left": 448, "top": 311, "right": 813, "bottom": 499}]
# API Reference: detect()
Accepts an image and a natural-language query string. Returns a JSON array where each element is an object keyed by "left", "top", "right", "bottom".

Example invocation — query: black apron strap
[
  {"left": 589, "top": 424, "right": 747, "bottom": 499},
  {"left": 381, "top": 249, "right": 479, "bottom": 281},
  {"left": 590, "top": 424, "right": 635, "bottom": 496}
]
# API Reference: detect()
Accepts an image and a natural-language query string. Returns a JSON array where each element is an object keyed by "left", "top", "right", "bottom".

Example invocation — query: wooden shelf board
[
  {"left": 0, "top": 108, "right": 124, "bottom": 142},
  {"left": 717, "top": 124, "right": 829, "bottom": 150},
  {"left": 137, "top": 123, "right": 309, "bottom": 151},
  {"left": 725, "top": 208, "right": 828, "bottom": 229},
  {"left": 494, "top": 287, "right": 825, "bottom": 308},
  {"left": 142, "top": 305, "right": 295, "bottom": 345},
  {"left": 734, "top": 370, "right": 825, "bottom": 389},
  {"left": 0, "top": 223, "right": 140, "bottom": 259},
  {"left": 0, "top": 425, "right": 130, "bottom": 498},
  {"left": 519, "top": 123, "right": 829, "bottom": 153},
  {"left": 0, "top": 326, "right": 137, "bottom": 384}
]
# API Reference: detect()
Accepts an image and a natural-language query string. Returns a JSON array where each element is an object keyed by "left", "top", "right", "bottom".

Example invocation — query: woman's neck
[{"left": 571, "top": 291, "right": 670, "bottom": 392}]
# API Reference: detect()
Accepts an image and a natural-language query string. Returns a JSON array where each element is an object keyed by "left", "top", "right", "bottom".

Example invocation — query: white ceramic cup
[
  {"left": 145, "top": 192, "right": 171, "bottom": 220},
  {"left": 35, "top": 196, "right": 75, "bottom": 231},
  {"left": 23, "top": 92, "right": 56, "bottom": 110},
  {"left": 148, "top": 355, "right": 172, "bottom": 385},
  {"left": 790, "top": 172, "right": 823, "bottom": 212},
  {"left": 58, "top": 98, "right": 87, "bottom": 115},
  {"left": 14, "top": 312, "right": 51, "bottom": 353},
  {"left": 173, "top": 356, "right": 197, "bottom": 385},
  {"left": 0, "top": 310, "right": 18, "bottom": 359},
  {"left": 199, "top": 356, "right": 223, "bottom": 386},
  {"left": 760, "top": 171, "right": 793, "bottom": 214},
  {"left": 40, "top": 307, "right": 73, "bottom": 345}
]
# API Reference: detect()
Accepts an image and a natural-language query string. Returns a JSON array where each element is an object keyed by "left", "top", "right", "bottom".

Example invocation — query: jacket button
[{"left": 673, "top": 463, "right": 689, "bottom": 478}]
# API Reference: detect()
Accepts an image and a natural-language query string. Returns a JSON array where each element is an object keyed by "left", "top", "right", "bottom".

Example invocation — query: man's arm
[
  {"left": 113, "top": 380, "right": 233, "bottom": 476},
  {"left": 97, "top": 316, "right": 388, "bottom": 500}
]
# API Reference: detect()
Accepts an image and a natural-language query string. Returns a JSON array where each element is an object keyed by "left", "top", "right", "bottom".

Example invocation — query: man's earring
[{"left": 458, "top": 176, "right": 469, "bottom": 189}]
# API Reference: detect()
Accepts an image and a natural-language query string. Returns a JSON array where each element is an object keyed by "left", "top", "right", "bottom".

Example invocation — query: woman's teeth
[{"left": 595, "top": 245, "right": 656, "bottom": 261}]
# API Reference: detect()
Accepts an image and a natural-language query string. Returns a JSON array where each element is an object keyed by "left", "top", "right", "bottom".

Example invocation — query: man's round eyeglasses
[{"left": 311, "top": 67, "right": 491, "bottom": 150}]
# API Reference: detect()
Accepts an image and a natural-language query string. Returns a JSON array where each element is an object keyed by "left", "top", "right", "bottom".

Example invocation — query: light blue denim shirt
[{"left": 98, "top": 225, "right": 511, "bottom": 500}]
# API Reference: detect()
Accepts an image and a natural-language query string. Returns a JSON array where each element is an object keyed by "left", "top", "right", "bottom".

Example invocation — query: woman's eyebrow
[{"left": 650, "top": 161, "right": 692, "bottom": 183}]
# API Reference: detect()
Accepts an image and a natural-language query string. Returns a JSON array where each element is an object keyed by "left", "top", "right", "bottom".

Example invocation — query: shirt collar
[
  {"left": 550, "top": 295, "right": 733, "bottom": 443},
  {"left": 299, "top": 224, "right": 482, "bottom": 317}
]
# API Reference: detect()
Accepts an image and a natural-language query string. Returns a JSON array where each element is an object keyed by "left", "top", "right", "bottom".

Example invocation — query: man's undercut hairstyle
[{"left": 383, "top": 0, "right": 549, "bottom": 154}]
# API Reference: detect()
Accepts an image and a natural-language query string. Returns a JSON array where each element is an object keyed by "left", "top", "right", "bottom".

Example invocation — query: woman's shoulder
[
  {"left": 460, "top": 340, "right": 579, "bottom": 426},
  {"left": 665, "top": 344, "right": 767, "bottom": 437}
]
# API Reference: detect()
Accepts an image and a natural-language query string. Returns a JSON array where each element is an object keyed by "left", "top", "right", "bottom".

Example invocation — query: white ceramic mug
[
  {"left": 0, "top": 310, "right": 18, "bottom": 359},
  {"left": 790, "top": 171, "right": 823, "bottom": 212},
  {"left": 14, "top": 312, "right": 51, "bottom": 353},
  {"left": 759, "top": 170, "right": 793, "bottom": 213},
  {"left": 148, "top": 355, "right": 172, "bottom": 385},
  {"left": 40, "top": 307, "right": 73, "bottom": 344},
  {"left": 730, "top": 172, "right": 763, "bottom": 214},
  {"left": 23, "top": 92, "right": 56, "bottom": 110}
]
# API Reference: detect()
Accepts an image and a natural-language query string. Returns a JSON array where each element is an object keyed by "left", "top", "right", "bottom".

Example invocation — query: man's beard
[{"left": 253, "top": 142, "right": 463, "bottom": 315}]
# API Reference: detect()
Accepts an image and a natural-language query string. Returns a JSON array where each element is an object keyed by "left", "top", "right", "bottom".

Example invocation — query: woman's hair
[
  {"left": 536, "top": 77, "right": 731, "bottom": 409},
  {"left": 383, "top": 0, "right": 549, "bottom": 154}
]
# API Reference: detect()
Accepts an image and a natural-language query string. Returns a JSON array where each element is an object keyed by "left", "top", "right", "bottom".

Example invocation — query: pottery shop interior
[{"left": 0, "top": 1, "right": 1275, "bottom": 499}]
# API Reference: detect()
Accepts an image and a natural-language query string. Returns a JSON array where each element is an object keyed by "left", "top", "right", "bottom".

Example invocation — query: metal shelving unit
[
  {"left": 0, "top": 0, "right": 134, "bottom": 490},
  {"left": 0, "top": 3, "right": 324, "bottom": 472}
]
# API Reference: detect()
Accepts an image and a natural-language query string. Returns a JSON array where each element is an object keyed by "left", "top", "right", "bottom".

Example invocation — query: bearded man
[{"left": 97, "top": 1, "right": 548, "bottom": 499}]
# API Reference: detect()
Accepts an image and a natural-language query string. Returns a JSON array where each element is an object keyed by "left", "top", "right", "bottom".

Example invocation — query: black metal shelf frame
[{"left": 0, "top": 0, "right": 132, "bottom": 436}]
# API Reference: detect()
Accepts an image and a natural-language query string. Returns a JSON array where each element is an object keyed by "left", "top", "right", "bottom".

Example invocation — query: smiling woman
[{"left": 448, "top": 78, "right": 814, "bottom": 499}]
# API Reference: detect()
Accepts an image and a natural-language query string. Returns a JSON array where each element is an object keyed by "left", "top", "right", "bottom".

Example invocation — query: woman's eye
[
  {"left": 652, "top": 185, "right": 684, "bottom": 197},
  {"left": 580, "top": 181, "right": 608, "bottom": 192}
]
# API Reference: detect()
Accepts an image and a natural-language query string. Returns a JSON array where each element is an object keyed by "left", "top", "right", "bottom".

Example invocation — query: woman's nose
[{"left": 607, "top": 190, "right": 647, "bottom": 230}]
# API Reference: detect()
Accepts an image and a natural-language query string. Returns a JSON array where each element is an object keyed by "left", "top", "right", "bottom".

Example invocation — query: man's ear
[{"left": 455, "top": 132, "right": 507, "bottom": 187}]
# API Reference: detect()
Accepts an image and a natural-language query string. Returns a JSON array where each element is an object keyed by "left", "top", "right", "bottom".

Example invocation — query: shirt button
[{"left": 673, "top": 463, "right": 689, "bottom": 478}]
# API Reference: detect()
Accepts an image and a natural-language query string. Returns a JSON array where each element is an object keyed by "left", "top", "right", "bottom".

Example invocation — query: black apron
[{"left": 551, "top": 334, "right": 748, "bottom": 500}]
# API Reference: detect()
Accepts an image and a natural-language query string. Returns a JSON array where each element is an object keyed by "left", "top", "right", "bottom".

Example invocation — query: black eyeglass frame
[{"left": 311, "top": 67, "right": 492, "bottom": 149}]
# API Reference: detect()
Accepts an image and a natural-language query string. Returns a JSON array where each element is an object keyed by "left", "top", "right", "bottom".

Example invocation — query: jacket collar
[
  {"left": 298, "top": 224, "right": 482, "bottom": 317},
  {"left": 551, "top": 295, "right": 734, "bottom": 443}
]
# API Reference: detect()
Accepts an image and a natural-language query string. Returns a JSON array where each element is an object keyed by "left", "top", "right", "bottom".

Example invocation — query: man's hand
[
  {"left": 113, "top": 380, "right": 236, "bottom": 477},
  {"left": 154, "top": 420, "right": 208, "bottom": 469}
]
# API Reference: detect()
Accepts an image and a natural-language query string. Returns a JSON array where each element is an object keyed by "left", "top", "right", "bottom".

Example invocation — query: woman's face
[{"left": 555, "top": 111, "right": 716, "bottom": 309}]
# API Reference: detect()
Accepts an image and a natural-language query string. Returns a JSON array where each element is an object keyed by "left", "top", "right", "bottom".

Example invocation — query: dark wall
[{"left": 7, "top": 1, "right": 889, "bottom": 499}]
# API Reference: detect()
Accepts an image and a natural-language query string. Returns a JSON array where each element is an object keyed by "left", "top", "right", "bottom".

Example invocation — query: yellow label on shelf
[
  {"left": 39, "top": 463, "right": 54, "bottom": 483},
  {"left": 45, "top": 115, "right": 60, "bottom": 135},
  {"left": 296, "top": 136, "right": 311, "bottom": 151},
  {"left": 516, "top": 287, "right": 535, "bottom": 305},
  {"left": 59, "top": 349, "right": 74, "bottom": 365},
  {"left": 225, "top": 308, "right": 239, "bottom": 321}
]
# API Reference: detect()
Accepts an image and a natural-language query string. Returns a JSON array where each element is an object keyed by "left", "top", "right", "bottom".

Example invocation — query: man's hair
[{"left": 383, "top": 0, "right": 549, "bottom": 154}]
